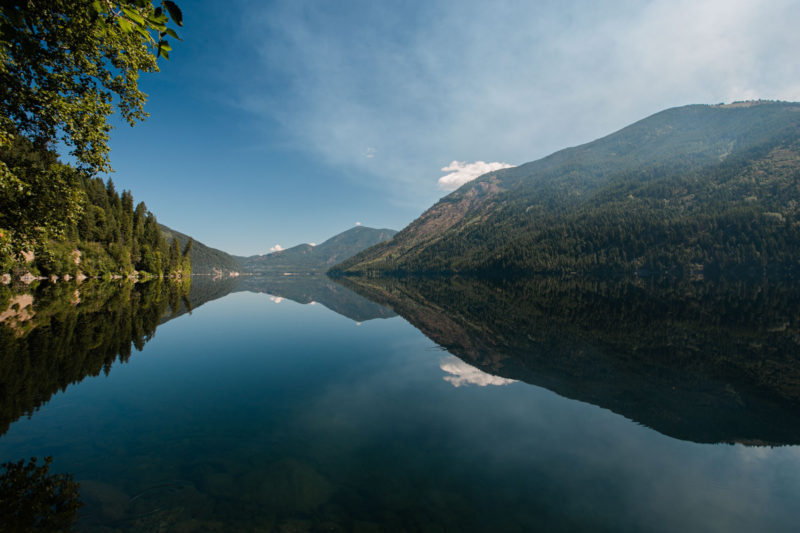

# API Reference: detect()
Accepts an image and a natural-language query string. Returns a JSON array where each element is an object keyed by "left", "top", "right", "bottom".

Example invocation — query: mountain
[
  {"left": 338, "top": 275, "right": 800, "bottom": 445},
  {"left": 241, "top": 226, "right": 397, "bottom": 274},
  {"left": 159, "top": 224, "right": 241, "bottom": 275},
  {"left": 333, "top": 101, "right": 800, "bottom": 276}
]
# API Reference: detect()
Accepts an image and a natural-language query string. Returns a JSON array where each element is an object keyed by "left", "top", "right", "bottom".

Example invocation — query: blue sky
[{"left": 103, "top": 0, "right": 800, "bottom": 256}]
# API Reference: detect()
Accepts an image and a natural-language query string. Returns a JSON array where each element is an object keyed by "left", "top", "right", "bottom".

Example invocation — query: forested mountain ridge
[
  {"left": 332, "top": 102, "right": 800, "bottom": 276},
  {"left": 159, "top": 225, "right": 241, "bottom": 275},
  {"left": 241, "top": 226, "right": 397, "bottom": 273}
]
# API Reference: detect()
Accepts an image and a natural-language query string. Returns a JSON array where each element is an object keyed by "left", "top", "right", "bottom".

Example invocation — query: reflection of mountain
[
  {"left": 0, "top": 274, "right": 394, "bottom": 438},
  {"left": 235, "top": 275, "right": 396, "bottom": 322},
  {"left": 0, "top": 280, "right": 190, "bottom": 437},
  {"left": 339, "top": 276, "right": 800, "bottom": 445}
]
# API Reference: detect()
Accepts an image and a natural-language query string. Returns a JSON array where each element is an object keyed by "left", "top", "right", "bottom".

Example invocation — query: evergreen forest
[{"left": 0, "top": 137, "right": 191, "bottom": 278}]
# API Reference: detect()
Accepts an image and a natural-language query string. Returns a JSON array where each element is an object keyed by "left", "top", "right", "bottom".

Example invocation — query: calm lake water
[{"left": 1, "top": 276, "right": 800, "bottom": 532}]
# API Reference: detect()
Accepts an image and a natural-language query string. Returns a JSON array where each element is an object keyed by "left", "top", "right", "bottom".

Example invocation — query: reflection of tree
[
  {"left": 340, "top": 276, "right": 800, "bottom": 445},
  {"left": 0, "top": 457, "right": 81, "bottom": 532},
  {"left": 0, "top": 279, "right": 190, "bottom": 437}
]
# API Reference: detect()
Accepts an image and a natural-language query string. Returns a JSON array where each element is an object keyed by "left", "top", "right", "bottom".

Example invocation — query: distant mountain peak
[{"left": 241, "top": 226, "right": 397, "bottom": 274}]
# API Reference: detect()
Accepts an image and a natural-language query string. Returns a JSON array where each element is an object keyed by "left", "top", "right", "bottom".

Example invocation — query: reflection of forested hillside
[
  {"left": 0, "top": 280, "right": 190, "bottom": 437},
  {"left": 339, "top": 276, "right": 800, "bottom": 445},
  {"left": 159, "top": 275, "right": 241, "bottom": 323}
]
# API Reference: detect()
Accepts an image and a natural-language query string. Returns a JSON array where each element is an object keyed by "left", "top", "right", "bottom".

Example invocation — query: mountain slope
[
  {"left": 242, "top": 226, "right": 397, "bottom": 273},
  {"left": 159, "top": 224, "right": 241, "bottom": 275},
  {"left": 333, "top": 102, "right": 800, "bottom": 276}
]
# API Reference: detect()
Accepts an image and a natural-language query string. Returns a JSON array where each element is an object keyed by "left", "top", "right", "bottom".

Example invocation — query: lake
[{"left": 1, "top": 275, "right": 800, "bottom": 532}]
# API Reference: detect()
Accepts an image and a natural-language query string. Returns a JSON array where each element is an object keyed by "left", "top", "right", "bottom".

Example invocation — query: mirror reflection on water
[{"left": 1, "top": 274, "right": 799, "bottom": 532}]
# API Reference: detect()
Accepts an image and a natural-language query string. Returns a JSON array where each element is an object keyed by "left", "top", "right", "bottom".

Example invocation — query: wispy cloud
[
  {"left": 238, "top": 0, "right": 800, "bottom": 207},
  {"left": 438, "top": 160, "right": 514, "bottom": 191}
]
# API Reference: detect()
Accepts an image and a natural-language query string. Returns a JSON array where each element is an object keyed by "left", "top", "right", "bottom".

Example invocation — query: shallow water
[{"left": 1, "top": 278, "right": 800, "bottom": 532}]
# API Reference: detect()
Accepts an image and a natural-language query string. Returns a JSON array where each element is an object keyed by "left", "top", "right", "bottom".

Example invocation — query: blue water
[{"left": 2, "top": 289, "right": 800, "bottom": 532}]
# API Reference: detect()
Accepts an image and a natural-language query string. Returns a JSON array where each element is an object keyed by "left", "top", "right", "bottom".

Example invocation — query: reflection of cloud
[
  {"left": 355, "top": 321, "right": 362, "bottom": 326},
  {"left": 270, "top": 244, "right": 284, "bottom": 252},
  {"left": 269, "top": 296, "right": 284, "bottom": 303},
  {"left": 438, "top": 160, "right": 514, "bottom": 191},
  {"left": 309, "top": 301, "right": 316, "bottom": 305},
  {"left": 440, "top": 355, "right": 517, "bottom": 387}
]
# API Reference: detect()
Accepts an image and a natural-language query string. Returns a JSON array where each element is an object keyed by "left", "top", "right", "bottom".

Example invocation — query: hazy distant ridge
[{"left": 241, "top": 226, "right": 397, "bottom": 274}]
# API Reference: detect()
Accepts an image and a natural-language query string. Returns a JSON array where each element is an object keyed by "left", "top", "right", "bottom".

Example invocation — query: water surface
[{"left": 1, "top": 276, "right": 799, "bottom": 532}]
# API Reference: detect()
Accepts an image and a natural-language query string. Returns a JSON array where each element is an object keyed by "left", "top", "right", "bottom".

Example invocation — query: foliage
[
  {"left": 0, "top": 1, "right": 187, "bottom": 277},
  {"left": 0, "top": 456, "right": 82, "bottom": 532},
  {"left": 0, "top": 135, "right": 84, "bottom": 253},
  {"left": 0, "top": 0, "right": 183, "bottom": 175},
  {"left": 0, "top": 139, "right": 191, "bottom": 277}
]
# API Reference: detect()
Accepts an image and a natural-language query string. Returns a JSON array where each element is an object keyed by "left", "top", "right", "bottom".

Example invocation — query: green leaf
[
  {"left": 165, "top": 28, "right": 181, "bottom": 40},
  {"left": 162, "top": 1, "right": 183, "bottom": 27},
  {"left": 122, "top": 6, "right": 145, "bottom": 26},
  {"left": 157, "top": 43, "right": 170, "bottom": 60},
  {"left": 117, "top": 17, "right": 133, "bottom": 33}
]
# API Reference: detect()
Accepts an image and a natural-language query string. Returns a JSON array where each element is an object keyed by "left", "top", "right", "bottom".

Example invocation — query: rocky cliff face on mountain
[{"left": 333, "top": 102, "right": 800, "bottom": 276}]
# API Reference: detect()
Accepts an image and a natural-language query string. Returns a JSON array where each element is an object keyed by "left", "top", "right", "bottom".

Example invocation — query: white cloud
[
  {"left": 308, "top": 242, "right": 316, "bottom": 246},
  {"left": 365, "top": 147, "right": 376, "bottom": 158},
  {"left": 269, "top": 244, "right": 284, "bottom": 252},
  {"left": 438, "top": 160, "right": 514, "bottom": 191},
  {"left": 440, "top": 355, "right": 517, "bottom": 388},
  {"left": 355, "top": 221, "right": 362, "bottom": 226}
]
